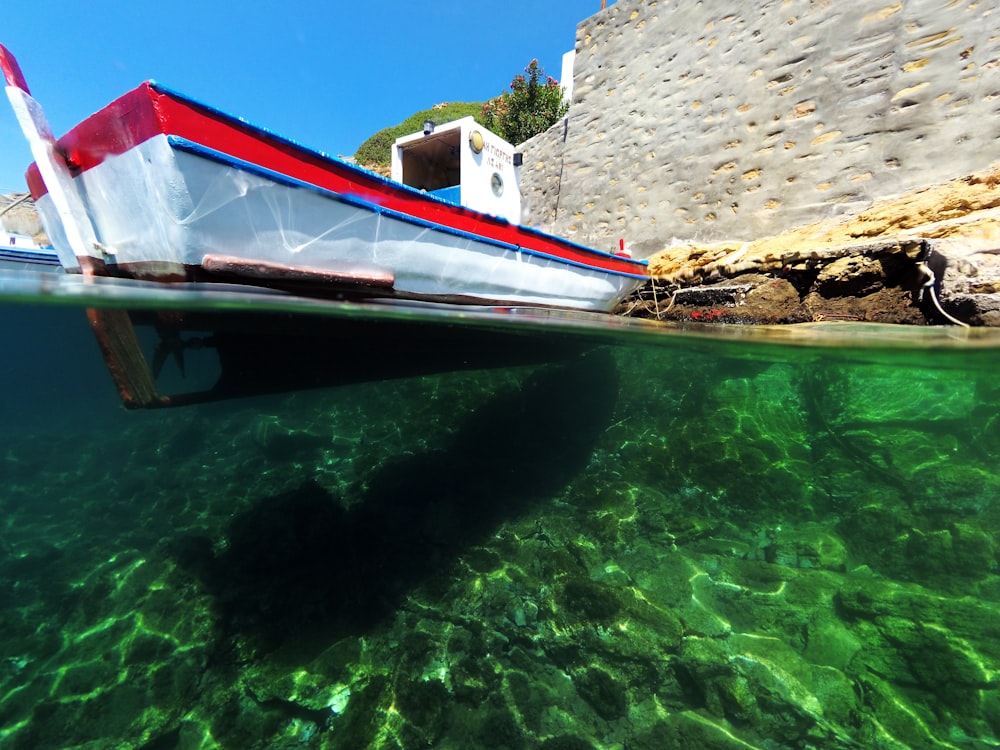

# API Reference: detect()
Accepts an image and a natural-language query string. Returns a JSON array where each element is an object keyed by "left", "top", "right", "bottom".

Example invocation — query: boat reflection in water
[
  {"left": 95, "top": 302, "right": 609, "bottom": 409},
  {"left": 3, "top": 271, "right": 633, "bottom": 409}
]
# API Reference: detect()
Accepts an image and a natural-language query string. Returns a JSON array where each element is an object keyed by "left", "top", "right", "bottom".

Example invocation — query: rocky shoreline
[{"left": 619, "top": 166, "right": 1000, "bottom": 326}]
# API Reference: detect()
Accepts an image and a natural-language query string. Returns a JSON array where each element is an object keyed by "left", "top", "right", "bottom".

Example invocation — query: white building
[{"left": 391, "top": 117, "right": 522, "bottom": 225}]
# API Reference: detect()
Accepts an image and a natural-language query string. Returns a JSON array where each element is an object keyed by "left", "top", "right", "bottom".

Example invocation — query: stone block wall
[
  {"left": 0, "top": 194, "right": 42, "bottom": 237},
  {"left": 520, "top": 0, "right": 1000, "bottom": 258}
]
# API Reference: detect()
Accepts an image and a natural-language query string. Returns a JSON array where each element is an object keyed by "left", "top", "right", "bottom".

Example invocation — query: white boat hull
[{"left": 36, "top": 135, "right": 640, "bottom": 311}]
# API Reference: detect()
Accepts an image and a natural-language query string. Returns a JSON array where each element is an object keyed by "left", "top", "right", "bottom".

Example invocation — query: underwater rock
[
  {"left": 803, "top": 618, "right": 864, "bottom": 672},
  {"left": 836, "top": 503, "right": 911, "bottom": 572},
  {"left": 7, "top": 301, "right": 1000, "bottom": 749},
  {"left": 676, "top": 588, "right": 734, "bottom": 640},
  {"left": 676, "top": 631, "right": 859, "bottom": 746},
  {"left": 450, "top": 636, "right": 502, "bottom": 706},
  {"left": 879, "top": 522, "right": 997, "bottom": 590},
  {"left": 506, "top": 670, "right": 549, "bottom": 734},
  {"left": 477, "top": 706, "right": 527, "bottom": 750},
  {"left": 674, "top": 637, "right": 733, "bottom": 708},
  {"left": 242, "top": 661, "right": 352, "bottom": 715},
  {"left": 913, "top": 464, "right": 1000, "bottom": 514},
  {"left": 858, "top": 674, "right": 969, "bottom": 749},
  {"left": 393, "top": 677, "right": 450, "bottom": 745},
  {"left": 631, "top": 710, "right": 781, "bottom": 750},
  {"left": 559, "top": 578, "right": 623, "bottom": 623},
  {"left": 874, "top": 613, "right": 992, "bottom": 700},
  {"left": 622, "top": 591, "right": 684, "bottom": 653},
  {"left": 761, "top": 524, "right": 849, "bottom": 571},
  {"left": 572, "top": 666, "right": 628, "bottom": 722},
  {"left": 833, "top": 501, "right": 999, "bottom": 587},
  {"left": 461, "top": 546, "right": 504, "bottom": 574},
  {"left": 325, "top": 674, "right": 393, "bottom": 750},
  {"left": 833, "top": 577, "right": 1000, "bottom": 743},
  {"left": 506, "top": 665, "right": 590, "bottom": 738},
  {"left": 512, "top": 600, "right": 539, "bottom": 628},
  {"left": 538, "top": 736, "right": 597, "bottom": 750},
  {"left": 659, "top": 514, "right": 721, "bottom": 546},
  {"left": 831, "top": 368, "right": 976, "bottom": 425},
  {"left": 664, "top": 364, "right": 815, "bottom": 515},
  {"left": 834, "top": 578, "right": 1000, "bottom": 642},
  {"left": 255, "top": 425, "right": 327, "bottom": 464}
]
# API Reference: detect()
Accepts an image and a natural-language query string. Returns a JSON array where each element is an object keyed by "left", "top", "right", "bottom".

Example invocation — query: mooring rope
[{"left": 917, "top": 261, "right": 970, "bottom": 327}]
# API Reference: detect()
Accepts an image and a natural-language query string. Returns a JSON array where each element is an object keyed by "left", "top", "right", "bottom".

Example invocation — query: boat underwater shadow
[{"left": 170, "top": 349, "right": 620, "bottom": 655}]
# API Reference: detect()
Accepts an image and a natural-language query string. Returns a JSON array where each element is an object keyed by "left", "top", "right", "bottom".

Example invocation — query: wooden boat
[{"left": 1, "top": 44, "right": 647, "bottom": 312}]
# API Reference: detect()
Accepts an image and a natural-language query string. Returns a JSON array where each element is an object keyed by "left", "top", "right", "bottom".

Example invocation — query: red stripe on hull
[{"left": 27, "top": 83, "right": 646, "bottom": 278}]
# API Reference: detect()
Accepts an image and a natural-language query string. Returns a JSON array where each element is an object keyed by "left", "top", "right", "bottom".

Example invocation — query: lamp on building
[
  {"left": 469, "top": 129, "right": 485, "bottom": 153},
  {"left": 423, "top": 120, "right": 435, "bottom": 136}
]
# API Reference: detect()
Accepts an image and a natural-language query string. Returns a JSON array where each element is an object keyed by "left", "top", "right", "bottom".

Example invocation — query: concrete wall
[{"left": 521, "top": 0, "right": 1000, "bottom": 258}]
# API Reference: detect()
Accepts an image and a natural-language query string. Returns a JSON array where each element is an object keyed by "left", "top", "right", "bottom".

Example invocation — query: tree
[
  {"left": 482, "top": 60, "right": 570, "bottom": 145},
  {"left": 354, "top": 102, "right": 486, "bottom": 170}
]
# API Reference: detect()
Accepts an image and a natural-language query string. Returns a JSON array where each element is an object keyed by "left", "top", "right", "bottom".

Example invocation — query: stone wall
[
  {"left": 520, "top": 0, "right": 1000, "bottom": 258},
  {"left": 0, "top": 193, "right": 43, "bottom": 237}
]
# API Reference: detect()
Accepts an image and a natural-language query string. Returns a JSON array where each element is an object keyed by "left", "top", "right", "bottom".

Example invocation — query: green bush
[
  {"left": 354, "top": 102, "right": 486, "bottom": 168},
  {"left": 482, "top": 60, "right": 569, "bottom": 145}
]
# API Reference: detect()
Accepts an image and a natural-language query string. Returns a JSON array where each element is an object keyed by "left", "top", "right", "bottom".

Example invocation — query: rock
[
  {"left": 858, "top": 675, "right": 953, "bottom": 749},
  {"left": 242, "top": 663, "right": 352, "bottom": 714},
  {"left": 539, "top": 737, "right": 597, "bottom": 750},
  {"left": 628, "top": 275, "right": 812, "bottom": 323},
  {"left": 877, "top": 522, "right": 997, "bottom": 590},
  {"left": 394, "top": 678, "right": 450, "bottom": 744},
  {"left": 670, "top": 285, "right": 753, "bottom": 308},
  {"left": 877, "top": 616, "right": 991, "bottom": 699},
  {"left": 763, "top": 524, "right": 849, "bottom": 571},
  {"left": 665, "top": 364, "right": 814, "bottom": 514},
  {"left": 828, "top": 368, "right": 976, "bottom": 425},
  {"left": 675, "top": 632, "right": 858, "bottom": 746},
  {"left": 559, "top": 578, "right": 623, "bottom": 622},
  {"left": 572, "top": 666, "right": 628, "bottom": 721},
  {"left": 943, "top": 292, "right": 1000, "bottom": 326},
  {"left": 741, "top": 276, "right": 813, "bottom": 323},
  {"left": 632, "top": 242, "right": 934, "bottom": 323},
  {"left": 803, "top": 619, "right": 863, "bottom": 671},
  {"left": 814, "top": 254, "right": 892, "bottom": 297}
]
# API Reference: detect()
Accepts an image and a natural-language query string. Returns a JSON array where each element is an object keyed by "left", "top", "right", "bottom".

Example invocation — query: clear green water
[{"left": 1, "top": 271, "right": 999, "bottom": 749}]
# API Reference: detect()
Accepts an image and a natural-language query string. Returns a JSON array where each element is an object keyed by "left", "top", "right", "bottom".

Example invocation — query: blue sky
[{"left": 1, "top": 0, "right": 609, "bottom": 192}]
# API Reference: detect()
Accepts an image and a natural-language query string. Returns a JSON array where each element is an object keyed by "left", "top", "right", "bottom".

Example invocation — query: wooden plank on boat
[
  {"left": 201, "top": 254, "right": 395, "bottom": 289},
  {"left": 86, "top": 308, "right": 166, "bottom": 409}
]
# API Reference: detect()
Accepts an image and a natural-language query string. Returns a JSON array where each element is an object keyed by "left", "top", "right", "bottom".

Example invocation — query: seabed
[{"left": 1, "top": 275, "right": 999, "bottom": 749}]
